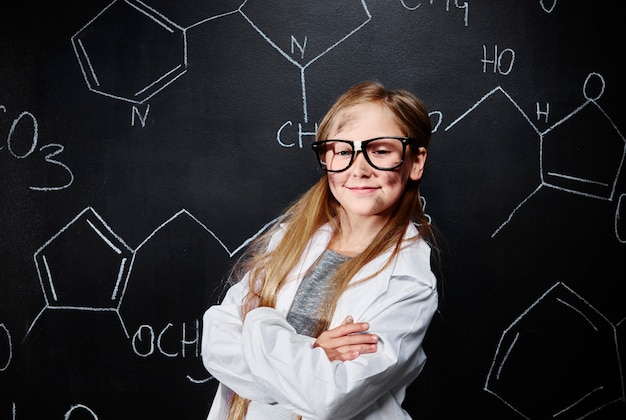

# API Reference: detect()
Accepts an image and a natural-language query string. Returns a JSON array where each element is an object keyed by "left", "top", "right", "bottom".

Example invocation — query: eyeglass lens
[{"left": 317, "top": 138, "right": 405, "bottom": 171}]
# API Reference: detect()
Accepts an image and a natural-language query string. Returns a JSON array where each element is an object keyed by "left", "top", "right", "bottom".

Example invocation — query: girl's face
[{"left": 326, "top": 102, "right": 426, "bottom": 224}]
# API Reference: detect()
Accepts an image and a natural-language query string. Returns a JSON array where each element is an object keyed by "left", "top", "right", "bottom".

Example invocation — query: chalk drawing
[
  {"left": 617, "top": 193, "right": 626, "bottom": 243},
  {"left": 23, "top": 206, "right": 278, "bottom": 387},
  {"left": 1, "top": 106, "right": 74, "bottom": 191},
  {"left": 71, "top": 0, "right": 188, "bottom": 105},
  {"left": 64, "top": 403, "right": 98, "bottom": 419},
  {"left": 0, "top": 324, "right": 10, "bottom": 372},
  {"left": 28, "top": 207, "right": 135, "bottom": 339},
  {"left": 540, "top": 0, "right": 558, "bottom": 13},
  {"left": 485, "top": 281, "right": 624, "bottom": 419},
  {"left": 401, "top": 0, "right": 469, "bottom": 26},
  {"left": 445, "top": 73, "right": 626, "bottom": 239},
  {"left": 71, "top": 0, "right": 466, "bottom": 132},
  {"left": 26, "top": 207, "right": 277, "bottom": 339},
  {"left": 237, "top": 0, "right": 371, "bottom": 123}
]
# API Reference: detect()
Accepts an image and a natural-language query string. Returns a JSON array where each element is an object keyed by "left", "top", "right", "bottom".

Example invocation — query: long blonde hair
[{"left": 226, "top": 81, "right": 434, "bottom": 419}]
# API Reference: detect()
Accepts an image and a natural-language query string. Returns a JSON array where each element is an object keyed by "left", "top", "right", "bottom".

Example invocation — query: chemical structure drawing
[
  {"left": 71, "top": 0, "right": 188, "bottom": 105},
  {"left": 484, "top": 281, "right": 625, "bottom": 419},
  {"left": 444, "top": 73, "right": 626, "bottom": 239},
  {"left": 29, "top": 207, "right": 134, "bottom": 339},
  {"left": 72, "top": 0, "right": 372, "bottom": 125},
  {"left": 235, "top": 0, "right": 371, "bottom": 123},
  {"left": 26, "top": 207, "right": 275, "bottom": 342}
]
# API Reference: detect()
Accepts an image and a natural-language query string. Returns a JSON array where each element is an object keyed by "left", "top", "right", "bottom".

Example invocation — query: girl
[{"left": 201, "top": 81, "right": 439, "bottom": 419}]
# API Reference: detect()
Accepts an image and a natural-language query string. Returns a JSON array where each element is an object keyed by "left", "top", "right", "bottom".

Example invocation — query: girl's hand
[{"left": 313, "top": 316, "right": 378, "bottom": 361}]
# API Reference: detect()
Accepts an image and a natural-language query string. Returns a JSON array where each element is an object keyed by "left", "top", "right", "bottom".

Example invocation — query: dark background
[{"left": 1, "top": 1, "right": 625, "bottom": 418}]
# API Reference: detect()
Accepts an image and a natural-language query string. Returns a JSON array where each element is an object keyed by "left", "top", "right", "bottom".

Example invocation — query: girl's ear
[{"left": 409, "top": 148, "right": 427, "bottom": 181}]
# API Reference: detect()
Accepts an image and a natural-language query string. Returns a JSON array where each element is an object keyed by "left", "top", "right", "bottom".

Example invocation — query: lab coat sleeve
[
  {"left": 241, "top": 270, "right": 438, "bottom": 419},
  {"left": 201, "top": 277, "right": 276, "bottom": 404}
]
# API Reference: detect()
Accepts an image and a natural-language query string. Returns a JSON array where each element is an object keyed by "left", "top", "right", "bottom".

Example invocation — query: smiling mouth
[{"left": 348, "top": 186, "right": 377, "bottom": 192}]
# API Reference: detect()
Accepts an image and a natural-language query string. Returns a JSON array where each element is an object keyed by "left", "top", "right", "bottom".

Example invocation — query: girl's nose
[{"left": 351, "top": 151, "right": 371, "bottom": 175}]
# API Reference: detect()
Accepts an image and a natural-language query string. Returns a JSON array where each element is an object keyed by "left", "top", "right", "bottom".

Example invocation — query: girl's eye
[{"left": 370, "top": 147, "right": 390, "bottom": 156}]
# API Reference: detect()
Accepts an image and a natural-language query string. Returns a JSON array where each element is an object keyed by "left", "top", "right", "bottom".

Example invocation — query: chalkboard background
[{"left": 1, "top": 1, "right": 625, "bottom": 419}]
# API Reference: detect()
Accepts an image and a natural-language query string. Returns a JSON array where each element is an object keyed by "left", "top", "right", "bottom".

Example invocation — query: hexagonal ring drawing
[{"left": 71, "top": 0, "right": 187, "bottom": 104}]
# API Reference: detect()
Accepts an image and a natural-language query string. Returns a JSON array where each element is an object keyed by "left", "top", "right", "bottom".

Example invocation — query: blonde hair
[{"left": 226, "top": 81, "right": 434, "bottom": 419}]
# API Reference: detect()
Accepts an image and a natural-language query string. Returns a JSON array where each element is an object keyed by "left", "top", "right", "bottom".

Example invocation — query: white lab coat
[{"left": 201, "top": 222, "right": 438, "bottom": 419}]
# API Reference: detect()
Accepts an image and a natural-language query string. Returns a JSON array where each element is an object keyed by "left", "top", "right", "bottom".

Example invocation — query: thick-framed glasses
[{"left": 311, "top": 136, "right": 421, "bottom": 172}]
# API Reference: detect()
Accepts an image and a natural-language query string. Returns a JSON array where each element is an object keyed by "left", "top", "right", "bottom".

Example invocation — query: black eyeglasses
[{"left": 311, "top": 136, "right": 421, "bottom": 172}]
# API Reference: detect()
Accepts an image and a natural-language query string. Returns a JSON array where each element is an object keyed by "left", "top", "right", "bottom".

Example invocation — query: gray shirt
[{"left": 286, "top": 249, "right": 350, "bottom": 337}]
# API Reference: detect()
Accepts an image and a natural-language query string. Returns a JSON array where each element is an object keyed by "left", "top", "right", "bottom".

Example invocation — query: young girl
[{"left": 201, "top": 81, "right": 439, "bottom": 419}]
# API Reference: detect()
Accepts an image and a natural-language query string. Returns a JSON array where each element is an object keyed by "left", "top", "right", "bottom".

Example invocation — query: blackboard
[{"left": 1, "top": 1, "right": 625, "bottom": 419}]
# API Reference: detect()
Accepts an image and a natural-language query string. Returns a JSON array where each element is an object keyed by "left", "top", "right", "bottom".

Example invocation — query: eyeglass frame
[{"left": 311, "top": 136, "right": 424, "bottom": 172}]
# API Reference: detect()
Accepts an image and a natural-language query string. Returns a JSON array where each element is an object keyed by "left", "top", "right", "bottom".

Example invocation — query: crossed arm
[{"left": 313, "top": 315, "right": 378, "bottom": 362}]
